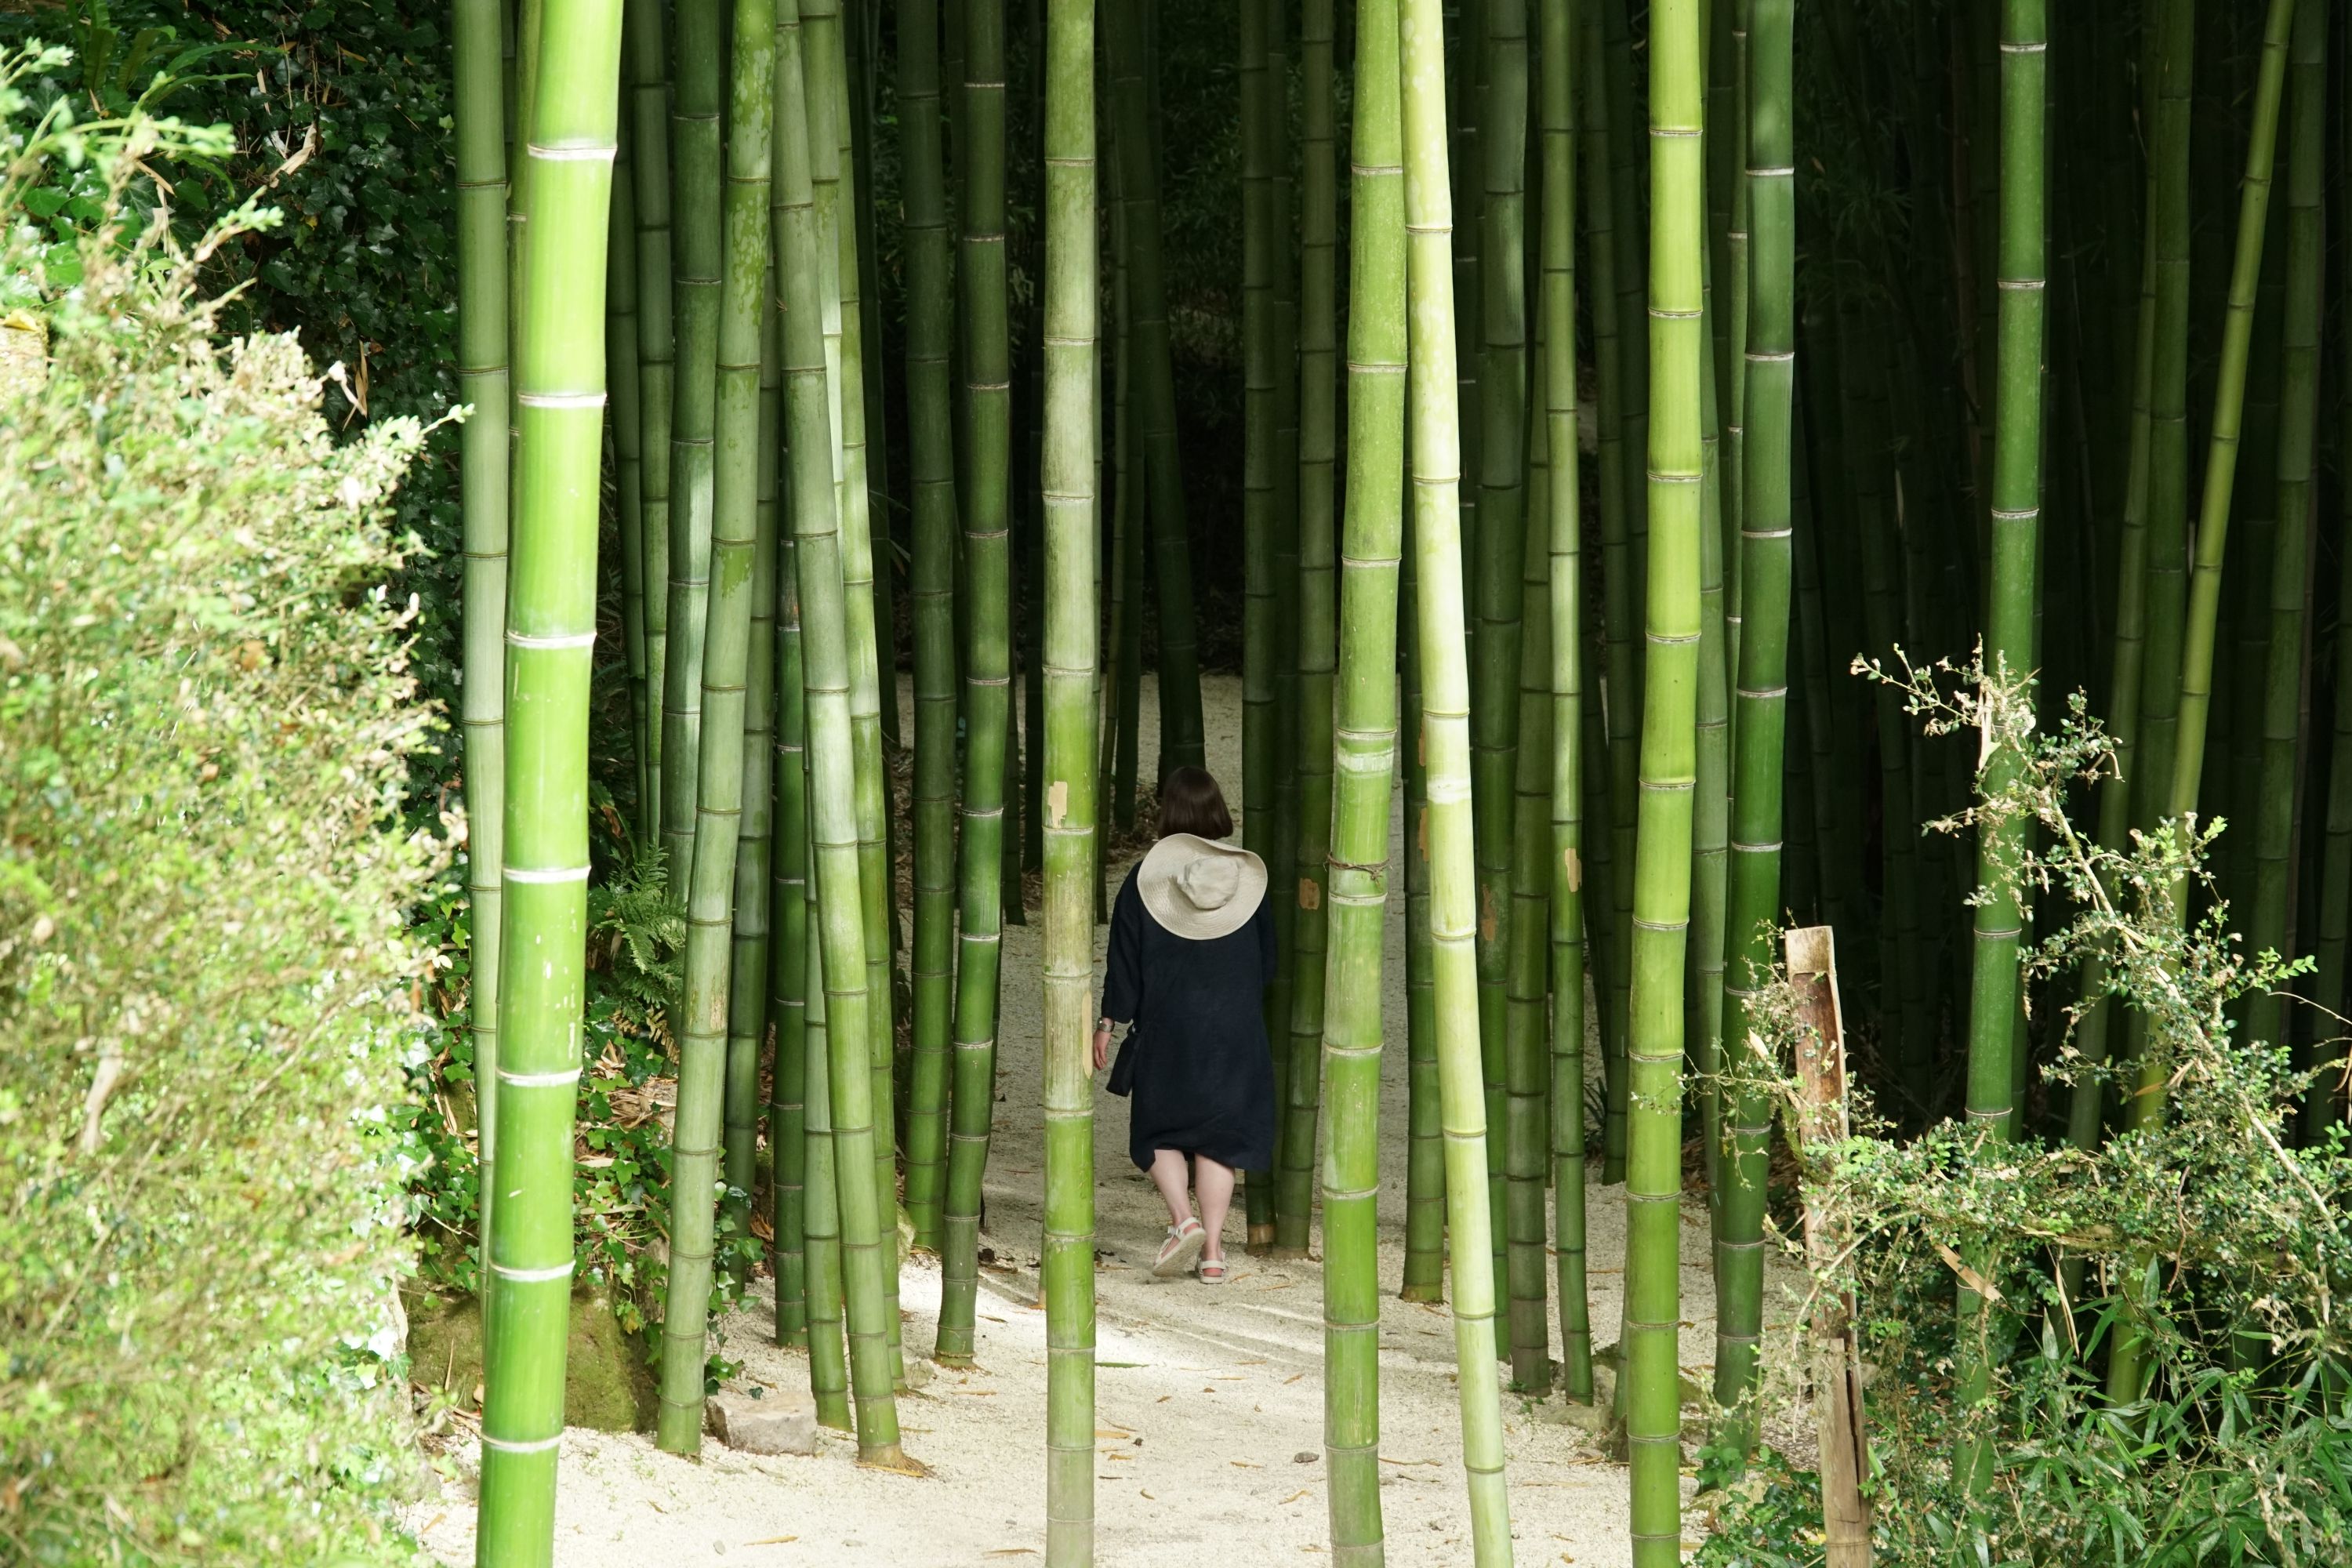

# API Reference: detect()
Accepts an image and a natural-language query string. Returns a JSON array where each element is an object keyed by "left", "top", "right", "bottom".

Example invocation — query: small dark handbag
[{"left": 1106, "top": 1026, "right": 1141, "bottom": 1097}]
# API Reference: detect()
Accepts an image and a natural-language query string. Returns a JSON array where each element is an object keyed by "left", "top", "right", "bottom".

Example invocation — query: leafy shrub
[
  {"left": 0, "top": 55, "right": 440, "bottom": 1566},
  {"left": 1700, "top": 654, "right": 2352, "bottom": 1566}
]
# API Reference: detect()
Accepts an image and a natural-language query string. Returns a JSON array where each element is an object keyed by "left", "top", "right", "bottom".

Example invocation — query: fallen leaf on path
[
  {"left": 1259, "top": 1280, "right": 1294, "bottom": 1290},
  {"left": 1230, "top": 1460, "right": 1263, "bottom": 1468},
  {"left": 956, "top": 1389, "right": 999, "bottom": 1396},
  {"left": 1095, "top": 1427, "right": 1131, "bottom": 1437},
  {"left": 982, "top": 1315, "right": 1008, "bottom": 1323},
  {"left": 1141, "top": 1490, "right": 1155, "bottom": 1500},
  {"left": 1156, "top": 1395, "right": 1171, "bottom": 1403},
  {"left": 1098, "top": 1360, "right": 1148, "bottom": 1368},
  {"left": 985, "top": 1551, "right": 1038, "bottom": 1558},
  {"left": 422, "top": 1513, "right": 447, "bottom": 1534},
  {"left": 1283, "top": 1374, "right": 1305, "bottom": 1385},
  {"left": 742, "top": 1537, "right": 798, "bottom": 1548},
  {"left": 1280, "top": 1490, "right": 1310, "bottom": 1504},
  {"left": 1378, "top": 1457, "right": 1439, "bottom": 1467},
  {"left": 1235, "top": 1358, "right": 1266, "bottom": 1365},
  {"left": 647, "top": 1501, "right": 668, "bottom": 1515}
]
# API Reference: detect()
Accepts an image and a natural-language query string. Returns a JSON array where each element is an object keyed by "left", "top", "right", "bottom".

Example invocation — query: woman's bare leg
[
  {"left": 1192, "top": 1156, "right": 1236, "bottom": 1261},
  {"left": 1148, "top": 1148, "right": 1196, "bottom": 1229}
]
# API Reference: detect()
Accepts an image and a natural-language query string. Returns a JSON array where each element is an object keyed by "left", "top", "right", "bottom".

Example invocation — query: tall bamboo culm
[
  {"left": 471, "top": 2, "right": 621, "bottom": 1557},
  {"left": 1538, "top": 0, "right": 1592, "bottom": 1407},
  {"left": 1321, "top": 0, "right": 1403, "bottom": 1552},
  {"left": 1472, "top": 0, "right": 1529, "bottom": 1323},
  {"left": 776, "top": 0, "right": 906, "bottom": 1461},
  {"left": 1400, "top": 0, "right": 1512, "bottom": 1552},
  {"left": 902, "top": 0, "right": 960, "bottom": 1254},
  {"left": 804, "top": 0, "right": 905, "bottom": 1388},
  {"left": 1039, "top": 5, "right": 1098, "bottom": 1557},
  {"left": 453, "top": 0, "right": 509, "bottom": 1277},
  {"left": 655, "top": 0, "right": 774, "bottom": 1454},
  {"left": 661, "top": 0, "right": 723, "bottom": 882},
  {"left": 724, "top": 270, "right": 780, "bottom": 1215},
  {"left": 2111, "top": 0, "right": 2296, "bottom": 1405},
  {"left": 1710, "top": 0, "right": 1791, "bottom": 1457},
  {"left": 1273, "top": 0, "right": 1341, "bottom": 1259},
  {"left": 770, "top": 517, "right": 811, "bottom": 1345},
  {"left": 625, "top": 0, "right": 675, "bottom": 848},
  {"left": 1625, "top": 0, "right": 1702, "bottom": 1561},
  {"left": 935, "top": 0, "right": 1012, "bottom": 1367},
  {"left": 2254, "top": 0, "right": 2325, "bottom": 1099},
  {"left": 1953, "top": 0, "right": 2045, "bottom": 1492},
  {"left": 608, "top": 136, "right": 651, "bottom": 848}
]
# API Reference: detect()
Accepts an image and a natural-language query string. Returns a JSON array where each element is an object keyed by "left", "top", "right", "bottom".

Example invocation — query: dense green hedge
[
  {"left": 0, "top": 68, "right": 442, "bottom": 1560},
  {"left": 2, "top": 1, "right": 465, "bottom": 716}
]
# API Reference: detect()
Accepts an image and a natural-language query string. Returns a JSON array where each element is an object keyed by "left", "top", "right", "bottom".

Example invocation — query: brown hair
[{"left": 1155, "top": 765, "right": 1235, "bottom": 840}]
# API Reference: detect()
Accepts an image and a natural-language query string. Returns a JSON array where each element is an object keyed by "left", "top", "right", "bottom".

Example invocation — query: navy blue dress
[{"left": 1100, "top": 862, "right": 1279, "bottom": 1172}]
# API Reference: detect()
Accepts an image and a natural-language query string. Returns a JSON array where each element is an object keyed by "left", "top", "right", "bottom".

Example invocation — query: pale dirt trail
[{"left": 408, "top": 673, "right": 1795, "bottom": 1567}]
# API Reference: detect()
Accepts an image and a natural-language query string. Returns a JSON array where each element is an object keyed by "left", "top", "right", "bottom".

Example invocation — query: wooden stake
[{"left": 1785, "top": 925, "right": 1869, "bottom": 1568}]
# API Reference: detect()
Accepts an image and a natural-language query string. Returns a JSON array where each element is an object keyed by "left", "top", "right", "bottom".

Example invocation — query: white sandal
[
  {"left": 1153, "top": 1218, "right": 1207, "bottom": 1277},
  {"left": 1196, "top": 1255, "right": 1229, "bottom": 1284}
]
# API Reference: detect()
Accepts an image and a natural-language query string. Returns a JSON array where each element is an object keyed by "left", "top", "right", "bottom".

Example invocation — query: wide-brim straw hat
[{"left": 1136, "top": 833, "right": 1268, "bottom": 941}]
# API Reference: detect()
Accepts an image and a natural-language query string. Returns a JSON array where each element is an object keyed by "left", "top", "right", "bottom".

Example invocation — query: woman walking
[{"left": 1094, "top": 767, "right": 1276, "bottom": 1283}]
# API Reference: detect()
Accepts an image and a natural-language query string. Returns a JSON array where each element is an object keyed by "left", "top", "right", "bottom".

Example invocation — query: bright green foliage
[
  {"left": 1704, "top": 658, "right": 2352, "bottom": 1568},
  {"left": 0, "top": 115, "right": 435, "bottom": 1559}
]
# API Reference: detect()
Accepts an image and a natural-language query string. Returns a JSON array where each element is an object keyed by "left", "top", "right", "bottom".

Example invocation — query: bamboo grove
[{"left": 457, "top": 0, "right": 2352, "bottom": 1562}]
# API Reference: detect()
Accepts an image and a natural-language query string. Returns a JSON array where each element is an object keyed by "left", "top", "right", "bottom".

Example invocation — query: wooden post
[{"left": 1785, "top": 925, "right": 1870, "bottom": 1568}]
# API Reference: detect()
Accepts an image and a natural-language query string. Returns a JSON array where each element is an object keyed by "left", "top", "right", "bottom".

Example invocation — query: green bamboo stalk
[
  {"left": 935, "top": 0, "right": 1012, "bottom": 1366},
  {"left": 471, "top": 3, "right": 620, "bottom": 1557},
  {"left": 1538, "top": 0, "right": 1591, "bottom": 1408},
  {"left": 2111, "top": 0, "right": 2293, "bottom": 1406},
  {"left": 1954, "top": 0, "right": 2044, "bottom": 1494},
  {"left": 777, "top": 0, "right": 906, "bottom": 1461},
  {"left": 655, "top": 0, "right": 774, "bottom": 1453},
  {"left": 770, "top": 519, "right": 810, "bottom": 1345},
  {"left": 1322, "top": 5, "right": 1404, "bottom": 1553},
  {"left": 626, "top": 0, "right": 674, "bottom": 850},
  {"left": 2250, "top": 0, "right": 2324, "bottom": 1076},
  {"left": 1105, "top": 0, "right": 1205, "bottom": 780},
  {"left": 1709, "top": 0, "right": 1791, "bottom": 1459},
  {"left": 662, "top": 0, "right": 724, "bottom": 884},
  {"left": 1265, "top": 0, "right": 1305, "bottom": 1247},
  {"left": 454, "top": 0, "right": 509, "bottom": 1280},
  {"left": 2124, "top": 0, "right": 2200, "bottom": 953},
  {"left": 2307, "top": 13, "right": 2352, "bottom": 1138},
  {"left": 1690, "top": 307, "right": 1727, "bottom": 1217},
  {"left": 1401, "top": 0, "right": 1513, "bottom": 1549},
  {"left": 1040, "top": 5, "right": 1098, "bottom": 1555},
  {"left": 2065, "top": 47, "right": 2162, "bottom": 1162},
  {"left": 1239, "top": 0, "right": 1283, "bottom": 1247},
  {"left": 902, "top": 0, "right": 960, "bottom": 1255},
  {"left": 1399, "top": 500, "right": 1446, "bottom": 1303},
  {"left": 1242, "top": 0, "right": 1276, "bottom": 873},
  {"left": 804, "top": 0, "right": 906, "bottom": 1387},
  {"left": 1273, "top": 0, "right": 1341, "bottom": 1259},
  {"left": 1580, "top": 0, "right": 1636, "bottom": 1182},
  {"left": 610, "top": 132, "right": 652, "bottom": 839},
  {"left": 801, "top": 898, "right": 853, "bottom": 1427},
  {"left": 1504, "top": 343, "right": 1552, "bottom": 1395},
  {"left": 1472, "top": 0, "right": 1530, "bottom": 1323},
  {"left": 1626, "top": 2, "right": 1702, "bottom": 1561},
  {"left": 726, "top": 252, "right": 781, "bottom": 1214}
]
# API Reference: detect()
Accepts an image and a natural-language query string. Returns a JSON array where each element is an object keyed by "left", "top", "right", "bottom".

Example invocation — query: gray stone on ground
[{"left": 706, "top": 1388, "right": 819, "bottom": 1456}]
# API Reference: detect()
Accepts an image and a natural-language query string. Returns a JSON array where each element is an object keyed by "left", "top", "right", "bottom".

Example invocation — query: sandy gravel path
[{"left": 408, "top": 673, "right": 1795, "bottom": 1567}]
